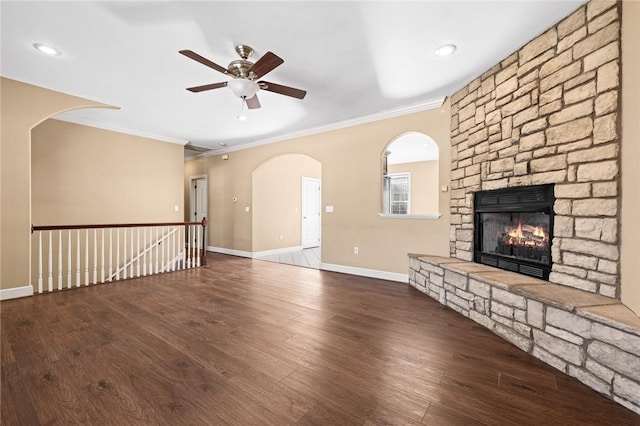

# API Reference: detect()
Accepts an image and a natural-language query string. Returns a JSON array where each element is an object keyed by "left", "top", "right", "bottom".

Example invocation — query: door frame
[
  {"left": 301, "top": 176, "right": 321, "bottom": 249},
  {"left": 189, "top": 174, "right": 208, "bottom": 223}
]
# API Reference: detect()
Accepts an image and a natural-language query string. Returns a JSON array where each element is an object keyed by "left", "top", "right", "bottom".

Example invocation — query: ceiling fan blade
[
  {"left": 259, "top": 81, "right": 307, "bottom": 99},
  {"left": 247, "top": 52, "right": 283, "bottom": 78},
  {"left": 186, "top": 82, "right": 228, "bottom": 92},
  {"left": 245, "top": 94, "right": 261, "bottom": 109},
  {"left": 179, "top": 50, "right": 228, "bottom": 75}
]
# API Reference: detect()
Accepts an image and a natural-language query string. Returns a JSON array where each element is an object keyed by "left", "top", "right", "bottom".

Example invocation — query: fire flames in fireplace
[{"left": 503, "top": 221, "right": 548, "bottom": 247}]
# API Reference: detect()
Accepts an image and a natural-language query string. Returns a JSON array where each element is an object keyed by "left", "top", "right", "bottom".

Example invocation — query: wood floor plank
[{"left": 1, "top": 253, "right": 639, "bottom": 425}]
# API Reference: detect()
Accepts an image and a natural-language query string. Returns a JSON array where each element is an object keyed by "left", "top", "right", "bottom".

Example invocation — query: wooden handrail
[{"left": 32, "top": 218, "right": 208, "bottom": 233}]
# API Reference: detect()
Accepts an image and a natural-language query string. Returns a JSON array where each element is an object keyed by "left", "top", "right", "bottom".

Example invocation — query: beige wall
[
  {"left": 252, "top": 154, "right": 321, "bottom": 252},
  {"left": 0, "top": 78, "right": 111, "bottom": 292},
  {"left": 185, "top": 103, "right": 451, "bottom": 274},
  {"left": 31, "top": 119, "right": 184, "bottom": 225},
  {"left": 388, "top": 160, "right": 439, "bottom": 213},
  {"left": 621, "top": 1, "right": 640, "bottom": 314}
]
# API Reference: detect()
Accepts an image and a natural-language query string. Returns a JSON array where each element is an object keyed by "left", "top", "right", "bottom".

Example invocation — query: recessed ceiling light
[
  {"left": 434, "top": 44, "right": 457, "bottom": 57},
  {"left": 219, "top": 142, "right": 227, "bottom": 147},
  {"left": 33, "top": 43, "right": 61, "bottom": 56}
]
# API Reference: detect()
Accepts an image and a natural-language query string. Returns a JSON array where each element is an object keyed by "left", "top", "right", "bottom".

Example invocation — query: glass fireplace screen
[{"left": 479, "top": 211, "right": 551, "bottom": 265}]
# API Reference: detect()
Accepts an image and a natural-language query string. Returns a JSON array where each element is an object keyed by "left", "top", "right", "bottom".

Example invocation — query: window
[
  {"left": 385, "top": 173, "right": 410, "bottom": 214},
  {"left": 381, "top": 132, "right": 440, "bottom": 217}
]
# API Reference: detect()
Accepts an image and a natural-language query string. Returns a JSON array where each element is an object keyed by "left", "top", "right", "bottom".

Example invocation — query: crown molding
[
  {"left": 52, "top": 116, "right": 187, "bottom": 145},
  {"left": 199, "top": 97, "right": 446, "bottom": 158}
]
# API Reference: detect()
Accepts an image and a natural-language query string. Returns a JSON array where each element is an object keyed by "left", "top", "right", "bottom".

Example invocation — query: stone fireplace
[
  {"left": 448, "top": 0, "right": 621, "bottom": 299},
  {"left": 474, "top": 184, "right": 554, "bottom": 279}
]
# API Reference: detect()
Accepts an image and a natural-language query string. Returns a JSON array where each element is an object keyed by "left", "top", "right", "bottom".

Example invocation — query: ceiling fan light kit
[{"left": 180, "top": 44, "right": 307, "bottom": 114}]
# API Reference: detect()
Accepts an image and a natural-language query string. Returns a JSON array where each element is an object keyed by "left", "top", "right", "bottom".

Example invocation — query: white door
[
  {"left": 190, "top": 176, "right": 208, "bottom": 247},
  {"left": 301, "top": 177, "right": 321, "bottom": 248}
]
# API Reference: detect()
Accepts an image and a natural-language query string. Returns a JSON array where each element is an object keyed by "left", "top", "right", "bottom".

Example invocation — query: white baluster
[
  {"left": 192, "top": 225, "right": 197, "bottom": 268},
  {"left": 155, "top": 227, "right": 159, "bottom": 274},
  {"left": 130, "top": 228, "right": 134, "bottom": 278},
  {"left": 67, "top": 231, "right": 72, "bottom": 288},
  {"left": 123, "top": 228, "right": 127, "bottom": 279},
  {"left": 85, "top": 229, "right": 89, "bottom": 285},
  {"left": 48, "top": 231, "right": 53, "bottom": 292},
  {"left": 172, "top": 227, "right": 176, "bottom": 271},
  {"left": 187, "top": 225, "right": 192, "bottom": 268},
  {"left": 161, "top": 227, "right": 165, "bottom": 273},
  {"left": 116, "top": 229, "right": 120, "bottom": 280},
  {"left": 76, "top": 230, "right": 81, "bottom": 287},
  {"left": 101, "top": 229, "right": 105, "bottom": 283},
  {"left": 38, "top": 232, "right": 43, "bottom": 294},
  {"left": 108, "top": 229, "right": 113, "bottom": 282},
  {"left": 143, "top": 227, "right": 147, "bottom": 276},
  {"left": 93, "top": 229, "right": 97, "bottom": 284},
  {"left": 136, "top": 227, "right": 141, "bottom": 278},
  {"left": 58, "top": 230, "right": 63, "bottom": 290},
  {"left": 196, "top": 225, "right": 201, "bottom": 267}
]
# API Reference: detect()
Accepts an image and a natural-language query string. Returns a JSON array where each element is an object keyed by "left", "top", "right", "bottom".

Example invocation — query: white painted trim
[
  {"left": 199, "top": 97, "right": 446, "bottom": 158},
  {"left": 252, "top": 246, "right": 304, "bottom": 258},
  {"left": 207, "top": 246, "right": 253, "bottom": 258},
  {"left": 0, "top": 285, "right": 34, "bottom": 300},
  {"left": 320, "top": 263, "right": 408, "bottom": 283},
  {"left": 52, "top": 117, "right": 186, "bottom": 145},
  {"left": 378, "top": 213, "right": 442, "bottom": 219}
]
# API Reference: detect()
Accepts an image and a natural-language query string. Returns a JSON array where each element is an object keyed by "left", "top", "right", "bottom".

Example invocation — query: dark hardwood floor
[{"left": 2, "top": 253, "right": 639, "bottom": 425}]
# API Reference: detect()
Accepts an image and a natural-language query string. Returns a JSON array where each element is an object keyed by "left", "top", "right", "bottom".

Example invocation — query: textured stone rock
[
  {"left": 519, "top": 132, "right": 546, "bottom": 151},
  {"left": 558, "top": 6, "right": 586, "bottom": 38},
  {"left": 549, "top": 100, "right": 593, "bottom": 125},
  {"left": 584, "top": 42, "right": 619, "bottom": 72},
  {"left": 586, "top": 0, "right": 617, "bottom": 21},
  {"left": 531, "top": 170, "right": 567, "bottom": 185},
  {"left": 613, "top": 374, "right": 640, "bottom": 407},
  {"left": 540, "top": 62, "right": 581, "bottom": 92},
  {"left": 564, "top": 81, "right": 596, "bottom": 105},
  {"left": 597, "top": 61, "right": 619, "bottom": 93},
  {"left": 469, "top": 279, "right": 491, "bottom": 298},
  {"left": 492, "top": 287, "right": 527, "bottom": 309},
  {"left": 546, "top": 325, "right": 584, "bottom": 345},
  {"left": 501, "top": 95, "right": 532, "bottom": 117},
  {"left": 553, "top": 264, "right": 588, "bottom": 279},
  {"left": 588, "top": 7, "right": 618, "bottom": 34},
  {"left": 469, "top": 310, "right": 495, "bottom": 330},
  {"left": 444, "top": 270, "right": 468, "bottom": 290},
  {"left": 586, "top": 358, "right": 615, "bottom": 383},
  {"left": 588, "top": 341, "right": 640, "bottom": 381},
  {"left": 546, "top": 306, "right": 592, "bottom": 337},
  {"left": 561, "top": 238, "right": 619, "bottom": 260},
  {"left": 533, "top": 346, "right": 567, "bottom": 372},
  {"left": 568, "top": 366, "right": 611, "bottom": 395},
  {"left": 598, "top": 259, "right": 618, "bottom": 274},
  {"left": 491, "top": 301, "right": 514, "bottom": 319},
  {"left": 568, "top": 144, "right": 618, "bottom": 164},
  {"left": 546, "top": 117, "right": 593, "bottom": 145},
  {"left": 533, "top": 329, "right": 584, "bottom": 365},
  {"left": 573, "top": 22, "right": 619, "bottom": 58},
  {"left": 593, "top": 113, "right": 618, "bottom": 144},
  {"left": 495, "top": 324, "right": 532, "bottom": 352},
  {"left": 572, "top": 198, "right": 617, "bottom": 216},
  {"left": 520, "top": 28, "right": 557, "bottom": 64},
  {"left": 563, "top": 252, "right": 598, "bottom": 270},
  {"left": 575, "top": 217, "right": 618, "bottom": 243},
  {"left": 592, "top": 181, "right": 617, "bottom": 197},
  {"left": 549, "top": 272, "right": 597, "bottom": 292},
  {"left": 527, "top": 299, "right": 545, "bottom": 329},
  {"left": 530, "top": 155, "right": 567, "bottom": 172},
  {"left": 592, "top": 323, "right": 640, "bottom": 354}
]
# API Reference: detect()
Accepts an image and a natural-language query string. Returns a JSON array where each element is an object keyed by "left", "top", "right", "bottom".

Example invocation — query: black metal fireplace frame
[{"left": 473, "top": 184, "right": 555, "bottom": 280}]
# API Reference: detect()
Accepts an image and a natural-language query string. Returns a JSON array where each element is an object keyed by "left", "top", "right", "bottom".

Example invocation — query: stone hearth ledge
[{"left": 408, "top": 253, "right": 640, "bottom": 415}]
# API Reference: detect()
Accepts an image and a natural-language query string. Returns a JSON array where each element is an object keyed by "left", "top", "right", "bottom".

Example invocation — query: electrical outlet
[{"left": 354, "top": 246, "right": 359, "bottom": 255}]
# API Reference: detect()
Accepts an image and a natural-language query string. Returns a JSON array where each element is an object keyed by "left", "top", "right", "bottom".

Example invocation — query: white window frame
[{"left": 383, "top": 172, "right": 411, "bottom": 215}]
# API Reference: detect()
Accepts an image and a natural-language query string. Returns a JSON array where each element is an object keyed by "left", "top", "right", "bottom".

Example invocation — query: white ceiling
[{"left": 1, "top": 1, "right": 585, "bottom": 155}]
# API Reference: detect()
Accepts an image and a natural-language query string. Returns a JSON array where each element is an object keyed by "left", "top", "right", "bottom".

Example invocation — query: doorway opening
[
  {"left": 190, "top": 175, "right": 208, "bottom": 248},
  {"left": 251, "top": 154, "right": 321, "bottom": 269}
]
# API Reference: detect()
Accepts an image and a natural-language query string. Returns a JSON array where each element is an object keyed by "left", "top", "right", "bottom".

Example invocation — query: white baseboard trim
[
  {"left": 207, "top": 246, "right": 253, "bottom": 258},
  {"left": 320, "top": 263, "right": 408, "bottom": 283},
  {"left": 252, "top": 246, "right": 303, "bottom": 258},
  {"left": 0, "top": 285, "right": 34, "bottom": 301}
]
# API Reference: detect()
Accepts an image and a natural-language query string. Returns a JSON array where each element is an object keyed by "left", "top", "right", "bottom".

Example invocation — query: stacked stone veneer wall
[
  {"left": 449, "top": 0, "right": 622, "bottom": 298},
  {"left": 409, "top": 255, "right": 640, "bottom": 415}
]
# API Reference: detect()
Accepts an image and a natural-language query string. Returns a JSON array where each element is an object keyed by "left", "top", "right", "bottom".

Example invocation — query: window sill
[{"left": 378, "top": 213, "right": 442, "bottom": 220}]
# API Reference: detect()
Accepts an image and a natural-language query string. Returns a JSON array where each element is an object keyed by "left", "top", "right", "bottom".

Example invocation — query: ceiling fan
[{"left": 179, "top": 45, "right": 307, "bottom": 111}]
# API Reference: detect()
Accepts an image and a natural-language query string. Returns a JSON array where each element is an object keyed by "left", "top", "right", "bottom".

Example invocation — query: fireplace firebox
[{"left": 474, "top": 184, "right": 554, "bottom": 280}]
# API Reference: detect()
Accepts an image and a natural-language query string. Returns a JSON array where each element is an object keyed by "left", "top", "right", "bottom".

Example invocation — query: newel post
[{"left": 201, "top": 217, "right": 208, "bottom": 266}]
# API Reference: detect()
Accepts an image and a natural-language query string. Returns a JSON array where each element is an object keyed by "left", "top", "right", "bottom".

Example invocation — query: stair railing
[{"left": 31, "top": 218, "right": 207, "bottom": 294}]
